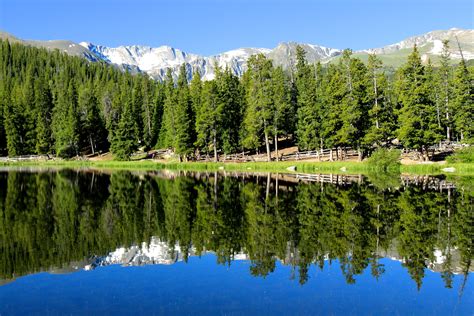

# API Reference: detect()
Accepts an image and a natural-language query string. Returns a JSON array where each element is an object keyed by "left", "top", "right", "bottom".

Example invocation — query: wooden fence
[
  {"left": 280, "top": 147, "right": 359, "bottom": 161},
  {"left": 0, "top": 155, "right": 51, "bottom": 162},
  {"left": 191, "top": 147, "right": 360, "bottom": 163}
]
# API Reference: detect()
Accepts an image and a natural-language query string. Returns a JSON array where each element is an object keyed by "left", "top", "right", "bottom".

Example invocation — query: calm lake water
[{"left": 0, "top": 169, "right": 472, "bottom": 315}]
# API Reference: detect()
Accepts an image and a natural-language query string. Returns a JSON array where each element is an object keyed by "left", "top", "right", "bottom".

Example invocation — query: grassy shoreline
[{"left": 1, "top": 159, "right": 473, "bottom": 175}]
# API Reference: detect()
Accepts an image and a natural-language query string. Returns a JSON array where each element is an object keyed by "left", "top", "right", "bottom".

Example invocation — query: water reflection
[{"left": 0, "top": 169, "right": 472, "bottom": 292}]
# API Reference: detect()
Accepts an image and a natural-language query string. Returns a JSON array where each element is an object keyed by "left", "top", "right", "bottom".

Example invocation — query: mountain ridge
[{"left": 1, "top": 28, "right": 472, "bottom": 81}]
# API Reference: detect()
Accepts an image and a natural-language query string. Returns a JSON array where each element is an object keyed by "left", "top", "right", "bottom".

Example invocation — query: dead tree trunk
[
  {"left": 274, "top": 133, "right": 279, "bottom": 162},
  {"left": 89, "top": 135, "right": 95, "bottom": 155},
  {"left": 264, "top": 130, "right": 271, "bottom": 162},
  {"left": 213, "top": 131, "right": 218, "bottom": 163}
]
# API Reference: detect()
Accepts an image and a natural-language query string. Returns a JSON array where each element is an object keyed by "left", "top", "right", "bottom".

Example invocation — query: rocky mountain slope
[{"left": 1, "top": 28, "right": 472, "bottom": 81}]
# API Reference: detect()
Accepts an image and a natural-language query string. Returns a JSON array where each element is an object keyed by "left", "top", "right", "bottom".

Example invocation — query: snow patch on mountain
[
  {"left": 429, "top": 39, "right": 444, "bottom": 55},
  {"left": 81, "top": 41, "right": 340, "bottom": 81}
]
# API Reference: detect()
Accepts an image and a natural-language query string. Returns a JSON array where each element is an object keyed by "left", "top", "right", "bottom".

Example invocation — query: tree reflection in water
[{"left": 0, "top": 170, "right": 472, "bottom": 292}]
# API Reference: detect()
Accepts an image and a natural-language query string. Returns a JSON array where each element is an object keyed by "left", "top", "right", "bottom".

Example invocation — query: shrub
[
  {"left": 367, "top": 148, "right": 401, "bottom": 171},
  {"left": 446, "top": 147, "right": 474, "bottom": 163}
]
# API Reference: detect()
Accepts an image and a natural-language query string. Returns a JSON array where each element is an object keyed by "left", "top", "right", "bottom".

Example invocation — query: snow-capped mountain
[
  {"left": 360, "top": 28, "right": 474, "bottom": 62},
  {"left": 79, "top": 42, "right": 272, "bottom": 81},
  {"left": 77, "top": 41, "right": 340, "bottom": 81},
  {"left": 1, "top": 28, "right": 472, "bottom": 81}
]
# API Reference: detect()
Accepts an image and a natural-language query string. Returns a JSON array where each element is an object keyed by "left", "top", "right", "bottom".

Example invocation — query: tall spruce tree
[
  {"left": 78, "top": 84, "right": 107, "bottom": 154},
  {"left": 439, "top": 40, "right": 453, "bottom": 141},
  {"left": 364, "top": 54, "right": 395, "bottom": 147},
  {"left": 271, "top": 66, "right": 292, "bottom": 160},
  {"left": 0, "top": 93, "right": 6, "bottom": 155},
  {"left": 337, "top": 49, "right": 369, "bottom": 160},
  {"left": 158, "top": 69, "right": 177, "bottom": 149},
  {"left": 52, "top": 75, "right": 81, "bottom": 157},
  {"left": 189, "top": 69, "right": 202, "bottom": 150},
  {"left": 242, "top": 54, "right": 274, "bottom": 161},
  {"left": 195, "top": 80, "right": 220, "bottom": 161},
  {"left": 295, "top": 45, "right": 321, "bottom": 151},
  {"left": 131, "top": 77, "right": 145, "bottom": 146},
  {"left": 425, "top": 60, "right": 443, "bottom": 140},
  {"left": 4, "top": 83, "right": 24, "bottom": 156},
  {"left": 22, "top": 68, "right": 38, "bottom": 153},
  {"left": 174, "top": 64, "right": 194, "bottom": 161},
  {"left": 216, "top": 67, "right": 243, "bottom": 155},
  {"left": 34, "top": 76, "right": 53, "bottom": 154},
  {"left": 322, "top": 64, "right": 344, "bottom": 159},
  {"left": 140, "top": 77, "right": 155, "bottom": 149},
  {"left": 452, "top": 59, "right": 473, "bottom": 143},
  {"left": 190, "top": 69, "right": 203, "bottom": 116},
  {"left": 396, "top": 46, "right": 443, "bottom": 159},
  {"left": 151, "top": 81, "right": 165, "bottom": 149},
  {"left": 110, "top": 96, "right": 138, "bottom": 160}
]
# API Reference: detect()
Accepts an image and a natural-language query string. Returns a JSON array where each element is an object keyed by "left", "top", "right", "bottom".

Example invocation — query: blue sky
[{"left": 0, "top": 0, "right": 472, "bottom": 55}]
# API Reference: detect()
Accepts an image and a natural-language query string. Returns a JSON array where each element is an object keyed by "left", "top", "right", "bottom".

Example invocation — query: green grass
[
  {"left": 1, "top": 159, "right": 473, "bottom": 175},
  {"left": 446, "top": 147, "right": 474, "bottom": 163},
  {"left": 400, "top": 163, "right": 474, "bottom": 175}
]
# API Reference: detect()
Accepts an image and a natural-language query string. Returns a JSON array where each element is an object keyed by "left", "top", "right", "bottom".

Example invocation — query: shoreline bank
[{"left": 1, "top": 159, "right": 473, "bottom": 176}]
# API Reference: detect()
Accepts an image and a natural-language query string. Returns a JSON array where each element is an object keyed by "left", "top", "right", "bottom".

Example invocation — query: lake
[{"left": 0, "top": 169, "right": 472, "bottom": 315}]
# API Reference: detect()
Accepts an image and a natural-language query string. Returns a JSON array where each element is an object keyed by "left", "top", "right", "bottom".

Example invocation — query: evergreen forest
[{"left": 0, "top": 40, "right": 472, "bottom": 161}]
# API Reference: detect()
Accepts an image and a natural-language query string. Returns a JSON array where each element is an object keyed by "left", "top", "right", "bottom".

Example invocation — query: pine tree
[
  {"left": 35, "top": 76, "right": 53, "bottom": 154},
  {"left": 189, "top": 69, "right": 202, "bottom": 150},
  {"left": 452, "top": 59, "right": 473, "bottom": 143},
  {"left": 22, "top": 67, "right": 37, "bottom": 153},
  {"left": 242, "top": 54, "right": 274, "bottom": 161},
  {"left": 140, "top": 77, "right": 155, "bottom": 149},
  {"left": 174, "top": 64, "right": 194, "bottom": 160},
  {"left": 110, "top": 97, "right": 138, "bottom": 160},
  {"left": 364, "top": 54, "right": 396, "bottom": 147},
  {"left": 295, "top": 45, "right": 321, "bottom": 151},
  {"left": 0, "top": 101, "right": 6, "bottom": 155},
  {"left": 322, "top": 64, "right": 344, "bottom": 159},
  {"left": 195, "top": 80, "right": 220, "bottom": 160},
  {"left": 78, "top": 84, "right": 107, "bottom": 154},
  {"left": 438, "top": 40, "right": 453, "bottom": 141},
  {"left": 3, "top": 83, "right": 24, "bottom": 156},
  {"left": 158, "top": 69, "right": 177, "bottom": 149},
  {"left": 396, "top": 46, "right": 443, "bottom": 159},
  {"left": 190, "top": 69, "right": 202, "bottom": 116},
  {"left": 271, "top": 66, "right": 292, "bottom": 160},
  {"left": 337, "top": 49, "right": 369, "bottom": 160},
  {"left": 131, "top": 77, "right": 144, "bottom": 146},
  {"left": 216, "top": 67, "right": 243, "bottom": 155},
  {"left": 425, "top": 60, "right": 443, "bottom": 140},
  {"left": 52, "top": 78, "right": 80, "bottom": 157},
  {"left": 151, "top": 81, "right": 165, "bottom": 149}
]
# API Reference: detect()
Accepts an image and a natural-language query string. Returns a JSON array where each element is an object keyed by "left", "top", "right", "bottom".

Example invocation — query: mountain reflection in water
[{"left": 0, "top": 169, "right": 472, "bottom": 293}]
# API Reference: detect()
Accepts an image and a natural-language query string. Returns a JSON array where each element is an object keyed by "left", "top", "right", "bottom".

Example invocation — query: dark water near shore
[{"left": 0, "top": 169, "right": 472, "bottom": 315}]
